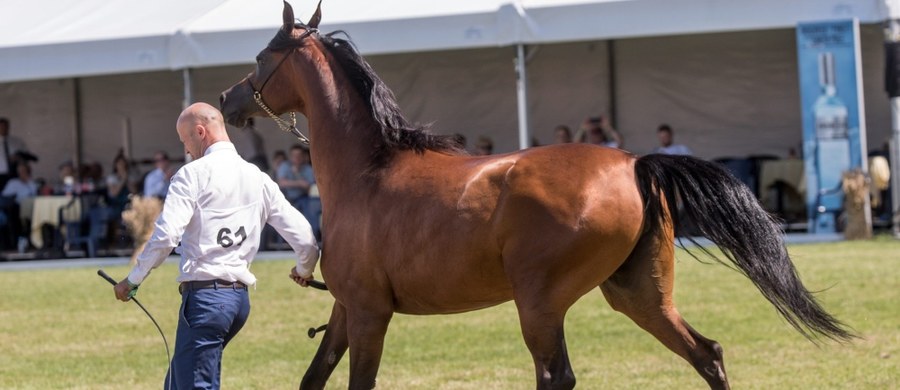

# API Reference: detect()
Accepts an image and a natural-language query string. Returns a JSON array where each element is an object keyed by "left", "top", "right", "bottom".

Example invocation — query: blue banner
[{"left": 796, "top": 19, "right": 867, "bottom": 233}]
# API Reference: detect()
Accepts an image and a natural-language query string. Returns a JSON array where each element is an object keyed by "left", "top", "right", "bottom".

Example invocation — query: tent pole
[
  {"left": 607, "top": 40, "right": 617, "bottom": 128},
  {"left": 182, "top": 68, "right": 194, "bottom": 163},
  {"left": 886, "top": 5, "right": 900, "bottom": 238},
  {"left": 182, "top": 68, "right": 193, "bottom": 110},
  {"left": 516, "top": 44, "right": 529, "bottom": 150},
  {"left": 72, "top": 78, "right": 83, "bottom": 173}
]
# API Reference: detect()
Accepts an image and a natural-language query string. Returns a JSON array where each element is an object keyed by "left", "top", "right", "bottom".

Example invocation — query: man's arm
[
  {"left": 263, "top": 175, "right": 319, "bottom": 277},
  {"left": 114, "top": 170, "right": 196, "bottom": 301}
]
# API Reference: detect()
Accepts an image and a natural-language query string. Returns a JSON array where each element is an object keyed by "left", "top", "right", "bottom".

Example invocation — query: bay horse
[{"left": 220, "top": 2, "right": 853, "bottom": 389}]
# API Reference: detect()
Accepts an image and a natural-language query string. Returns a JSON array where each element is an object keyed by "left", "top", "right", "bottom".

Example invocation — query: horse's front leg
[
  {"left": 346, "top": 305, "right": 393, "bottom": 390},
  {"left": 300, "top": 301, "right": 349, "bottom": 390}
]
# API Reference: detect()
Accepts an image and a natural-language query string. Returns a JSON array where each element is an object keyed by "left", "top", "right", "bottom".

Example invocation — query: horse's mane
[{"left": 269, "top": 27, "right": 465, "bottom": 168}]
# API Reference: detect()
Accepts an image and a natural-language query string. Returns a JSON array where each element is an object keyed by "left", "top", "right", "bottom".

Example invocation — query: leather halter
[{"left": 248, "top": 27, "right": 319, "bottom": 144}]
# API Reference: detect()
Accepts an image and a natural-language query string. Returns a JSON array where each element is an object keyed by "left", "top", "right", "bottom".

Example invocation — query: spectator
[
  {"left": 277, "top": 144, "right": 320, "bottom": 238},
  {"left": 235, "top": 118, "right": 269, "bottom": 172},
  {"left": 53, "top": 161, "right": 77, "bottom": 195},
  {"left": 0, "top": 117, "right": 31, "bottom": 190},
  {"left": 653, "top": 124, "right": 692, "bottom": 156},
  {"left": 582, "top": 116, "right": 623, "bottom": 148},
  {"left": 270, "top": 150, "right": 288, "bottom": 179},
  {"left": 474, "top": 136, "right": 494, "bottom": 156},
  {"left": 1, "top": 163, "right": 38, "bottom": 248},
  {"left": 143, "top": 151, "right": 171, "bottom": 199},
  {"left": 553, "top": 125, "right": 573, "bottom": 144},
  {"left": 2, "top": 163, "right": 38, "bottom": 203},
  {"left": 107, "top": 153, "right": 140, "bottom": 218}
]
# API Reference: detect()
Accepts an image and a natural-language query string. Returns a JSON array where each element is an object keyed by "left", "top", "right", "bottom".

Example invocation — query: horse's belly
[{"left": 389, "top": 271, "right": 515, "bottom": 315}]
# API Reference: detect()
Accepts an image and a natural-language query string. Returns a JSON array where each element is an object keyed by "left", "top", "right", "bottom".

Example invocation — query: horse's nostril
[{"left": 219, "top": 93, "right": 226, "bottom": 108}]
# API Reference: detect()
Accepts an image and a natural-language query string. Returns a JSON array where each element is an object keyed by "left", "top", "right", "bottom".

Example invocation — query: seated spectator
[
  {"left": 1, "top": 163, "right": 38, "bottom": 248},
  {"left": 53, "top": 161, "right": 77, "bottom": 195},
  {"left": 553, "top": 125, "right": 573, "bottom": 144},
  {"left": 474, "top": 136, "right": 494, "bottom": 156},
  {"left": 277, "top": 144, "right": 319, "bottom": 238},
  {"left": 143, "top": 151, "right": 171, "bottom": 199},
  {"left": 106, "top": 153, "right": 140, "bottom": 218},
  {"left": 2, "top": 163, "right": 38, "bottom": 204},
  {"left": 582, "top": 116, "right": 623, "bottom": 148},
  {"left": 270, "top": 150, "right": 288, "bottom": 179},
  {"left": 653, "top": 124, "right": 692, "bottom": 156}
]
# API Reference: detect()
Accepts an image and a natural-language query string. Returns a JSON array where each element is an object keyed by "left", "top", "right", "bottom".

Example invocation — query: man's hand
[
  {"left": 114, "top": 278, "right": 138, "bottom": 302},
  {"left": 290, "top": 266, "right": 314, "bottom": 287}
]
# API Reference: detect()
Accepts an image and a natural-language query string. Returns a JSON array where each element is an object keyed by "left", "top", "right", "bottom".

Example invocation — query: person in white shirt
[
  {"left": 652, "top": 124, "right": 693, "bottom": 156},
  {"left": 143, "top": 151, "right": 172, "bottom": 199},
  {"left": 0, "top": 117, "right": 30, "bottom": 190},
  {"left": 113, "top": 102, "right": 320, "bottom": 389}
]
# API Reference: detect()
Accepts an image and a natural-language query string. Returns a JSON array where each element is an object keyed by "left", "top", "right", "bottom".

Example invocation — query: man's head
[
  {"left": 587, "top": 125, "right": 606, "bottom": 145},
  {"left": 657, "top": 124, "right": 674, "bottom": 147},
  {"left": 153, "top": 151, "right": 170, "bottom": 170},
  {"left": 554, "top": 125, "right": 572, "bottom": 144},
  {"left": 0, "top": 117, "right": 9, "bottom": 137},
  {"left": 16, "top": 162, "right": 30, "bottom": 179},
  {"left": 289, "top": 144, "right": 310, "bottom": 166},
  {"left": 176, "top": 102, "right": 230, "bottom": 159}
]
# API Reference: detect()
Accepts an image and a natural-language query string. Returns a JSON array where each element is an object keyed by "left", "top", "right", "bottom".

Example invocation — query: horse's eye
[{"left": 256, "top": 56, "right": 264, "bottom": 65}]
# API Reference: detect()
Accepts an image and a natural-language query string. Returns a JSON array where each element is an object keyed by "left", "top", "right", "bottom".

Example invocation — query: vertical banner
[{"left": 796, "top": 19, "right": 867, "bottom": 233}]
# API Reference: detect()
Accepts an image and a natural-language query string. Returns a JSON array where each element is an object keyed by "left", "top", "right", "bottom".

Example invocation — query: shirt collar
[{"left": 204, "top": 141, "right": 237, "bottom": 157}]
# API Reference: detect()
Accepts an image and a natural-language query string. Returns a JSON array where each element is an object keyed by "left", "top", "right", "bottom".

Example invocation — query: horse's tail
[{"left": 633, "top": 153, "right": 855, "bottom": 342}]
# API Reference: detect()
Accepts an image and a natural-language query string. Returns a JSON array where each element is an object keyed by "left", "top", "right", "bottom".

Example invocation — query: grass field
[{"left": 1, "top": 237, "right": 898, "bottom": 389}]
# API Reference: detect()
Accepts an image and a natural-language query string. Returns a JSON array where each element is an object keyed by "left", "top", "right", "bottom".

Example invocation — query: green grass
[{"left": 1, "top": 237, "right": 898, "bottom": 389}]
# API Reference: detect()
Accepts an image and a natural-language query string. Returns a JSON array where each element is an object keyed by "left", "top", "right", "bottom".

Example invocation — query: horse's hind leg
[
  {"left": 600, "top": 231, "right": 730, "bottom": 390},
  {"left": 513, "top": 290, "right": 576, "bottom": 390},
  {"left": 300, "top": 302, "right": 349, "bottom": 390}
]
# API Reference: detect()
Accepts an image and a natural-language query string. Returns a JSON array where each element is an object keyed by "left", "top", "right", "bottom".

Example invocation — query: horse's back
[{"left": 361, "top": 145, "right": 645, "bottom": 313}]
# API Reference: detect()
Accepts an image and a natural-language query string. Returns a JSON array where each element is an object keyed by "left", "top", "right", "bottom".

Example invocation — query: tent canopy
[{"left": 0, "top": 0, "right": 892, "bottom": 83}]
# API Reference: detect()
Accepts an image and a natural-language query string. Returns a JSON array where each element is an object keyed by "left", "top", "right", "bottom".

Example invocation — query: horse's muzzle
[{"left": 219, "top": 81, "right": 254, "bottom": 127}]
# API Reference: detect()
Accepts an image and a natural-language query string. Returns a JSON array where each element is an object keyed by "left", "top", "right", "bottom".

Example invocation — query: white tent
[
  {"left": 0, "top": 0, "right": 223, "bottom": 83},
  {"left": 3, "top": 0, "right": 891, "bottom": 81}
]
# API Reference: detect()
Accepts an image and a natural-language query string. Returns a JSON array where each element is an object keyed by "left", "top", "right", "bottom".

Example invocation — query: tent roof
[{"left": 0, "top": 0, "right": 892, "bottom": 83}]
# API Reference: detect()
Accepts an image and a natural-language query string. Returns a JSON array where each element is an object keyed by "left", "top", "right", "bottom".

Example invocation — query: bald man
[{"left": 113, "top": 102, "right": 319, "bottom": 389}]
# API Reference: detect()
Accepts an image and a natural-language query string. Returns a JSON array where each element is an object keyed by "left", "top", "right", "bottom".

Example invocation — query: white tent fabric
[
  {"left": 518, "top": 0, "right": 887, "bottom": 44},
  {"left": 170, "top": 0, "right": 513, "bottom": 68},
  {"left": 0, "top": 0, "right": 224, "bottom": 83},
  {"left": 1, "top": 0, "right": 893, "bottom": 82}
]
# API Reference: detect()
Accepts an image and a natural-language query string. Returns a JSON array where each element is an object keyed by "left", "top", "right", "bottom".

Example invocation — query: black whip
[{"left": 98, "top": 269, "right": 172, "bottom": 387}]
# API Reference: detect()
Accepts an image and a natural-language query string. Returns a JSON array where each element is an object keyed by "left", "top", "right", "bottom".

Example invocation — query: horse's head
[{"left": 220, "top": 1, "right": 321, "bottom": 129}]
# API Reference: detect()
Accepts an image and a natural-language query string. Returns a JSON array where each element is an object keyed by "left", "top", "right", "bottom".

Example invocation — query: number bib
[{"left": 199, "top": 204, "right": 260, "bottom": 252}]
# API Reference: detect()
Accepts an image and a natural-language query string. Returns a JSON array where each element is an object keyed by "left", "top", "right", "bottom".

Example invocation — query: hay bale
[
  {"left": 121, "top": 195, "right": 163, "bottom": 265},
  {"left": 841, "top": 170, "right": 872, "bottom": 240}
]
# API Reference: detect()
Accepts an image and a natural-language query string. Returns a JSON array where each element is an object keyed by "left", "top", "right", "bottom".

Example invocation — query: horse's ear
[
  {"left": 282, "top": 1, "right": 295, "bottom": 31},
  {"left": 307, "top": 0, "right": 322, "bottom": 28}
]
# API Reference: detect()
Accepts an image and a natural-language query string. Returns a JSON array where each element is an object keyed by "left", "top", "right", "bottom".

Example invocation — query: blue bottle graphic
[{"left": 812, "top": 52, "right": 849, "bottom": 232}]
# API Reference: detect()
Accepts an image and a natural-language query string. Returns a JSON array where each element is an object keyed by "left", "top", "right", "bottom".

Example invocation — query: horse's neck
[{"left": 299, "top": 55, "right": 380, "bottom": 196}]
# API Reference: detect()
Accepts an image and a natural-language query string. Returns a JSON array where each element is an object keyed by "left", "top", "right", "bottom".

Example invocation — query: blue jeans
[{"left": 165, "top": 287, "right": 250, "bottom": 389}]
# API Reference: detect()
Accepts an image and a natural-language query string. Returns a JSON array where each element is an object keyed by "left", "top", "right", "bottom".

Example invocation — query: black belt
[{"left": 179, "top": 279, "right": 248, "bottom": 294}]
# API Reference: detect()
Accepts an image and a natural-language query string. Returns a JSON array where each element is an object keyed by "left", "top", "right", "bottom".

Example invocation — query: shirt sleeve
[
  {"left": 127, "top": 169, "right": 196, "bottom": 285},
  {"left": 263, "top": 174, "right": 319, "bottom": 277}
]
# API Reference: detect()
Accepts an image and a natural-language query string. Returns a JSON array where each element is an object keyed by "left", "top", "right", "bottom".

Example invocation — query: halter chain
[{"left": 253, "top": 91, "right": 310, "bottom": 145}]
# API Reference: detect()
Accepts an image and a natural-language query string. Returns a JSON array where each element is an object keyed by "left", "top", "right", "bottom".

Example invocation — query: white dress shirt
[{"left": 127, "top": 142, "right": 319, "bottom": 286}]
